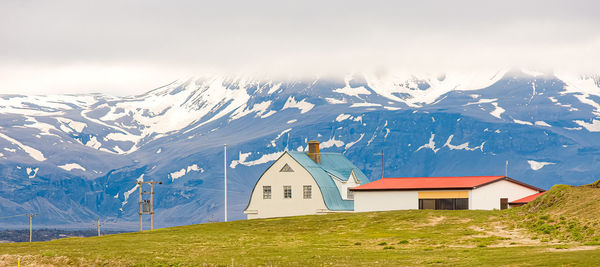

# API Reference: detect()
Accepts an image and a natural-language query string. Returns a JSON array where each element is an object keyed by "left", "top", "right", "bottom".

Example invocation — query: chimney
[{"left": 307, "top": 140, "right": 321, "bottom": 164}]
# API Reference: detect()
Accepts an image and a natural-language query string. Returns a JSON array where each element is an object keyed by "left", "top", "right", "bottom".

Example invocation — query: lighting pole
[{"left": 224, "top": 144, "right": 228, "bottom": 222}]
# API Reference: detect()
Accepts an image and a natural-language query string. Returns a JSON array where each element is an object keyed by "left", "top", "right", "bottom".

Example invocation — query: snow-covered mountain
[{"left": 1, "top": 69, "right": 600, "bottom": 228}]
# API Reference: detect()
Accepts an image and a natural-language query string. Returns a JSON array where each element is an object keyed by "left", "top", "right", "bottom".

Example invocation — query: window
[
  {"left": 303, "top": 185, "right": 312, "bottom": 199},
  {"left": 283, "top": 186, "right": 292, "bottom": 199},
  {"left": 346, "top": 188, "right": 354, "bottom": 200},
  {"left": 419, "top": 199, "right": 436, "bottom": 210},
  {"left": 263, "top": 186, "right": 271, "bottom": 199},
  {"left": 437, "top": 199, "right": 454, "bottom": 210},
  {"left": 419, "top": 198, "right": 469, "bottom": 210},
  {"left": 455, "top": 198, "right": 468, "bottom": 210},
  {"left": 280, "top": 164, "right": 294, "bottom": 172}
]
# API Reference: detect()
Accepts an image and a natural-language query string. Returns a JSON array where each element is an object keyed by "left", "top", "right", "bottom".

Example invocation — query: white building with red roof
[{"left": 350, "top": 176, "right": 544, "bottom": 212}]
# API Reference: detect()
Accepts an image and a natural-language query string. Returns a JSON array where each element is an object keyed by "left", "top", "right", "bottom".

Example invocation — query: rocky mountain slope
[{"left": 1, "top": 69, "right": 599, "bottom": 228}]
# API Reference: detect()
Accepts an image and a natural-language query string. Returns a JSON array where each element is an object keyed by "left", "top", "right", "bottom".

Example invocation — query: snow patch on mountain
[
  {"left": 333, "top": 76, "right": 371, "bottom": 97},
  {"left": 535, "top": 121, "right": 551, "bottom": 127},
  {"left": 57, "top": 118, "right": 86, "bottom": 132},
  {"left": 85, "top": 136, "right": 102, "bottom": 149},
  {"left": 416, "top": 133, "right": 441, "bottom": 153},
  {"left": 321, "top": 137, "right": 345, "bottom": 149},
  {"left": 364, "top": 70, "right": 507, "bottom": 107},
  {"left": 350, "top": 102, "right": 382, "bottom": 108},
  {"left": 336, "top": 114, "right": 352, "bottom": 122},
  {"left": 489, "top": 102, "right": 505, "bottom": 119},
  {"left": 270, "top": 128, "right": 291, "bottom": 147},
  {"left": 58, "top": 163, "right": 86, "bottom": 171},
  {"left": 345, "top": 134, "right": 364, "bottom": 149},
  {"left": 267, "top": 82, "right": 282, "bottom": 94},
  {"left": 558, "top": 73, "right": 600, "bottom": 116},
  {"left": 22, "top": 117, "right": 59, "bottom": 137},
  {"left": 169, "top": 164, "right": 203, "bottom": 182},
  {"left": 528, "top": 160, "right": 556, "bottom": 171},
  {"left": 574, "top": 119, "right": 600, "bottom": 132},
  {"left": 230, "top": 151, "right": 283, "bottom": 168},
  {"left": 121, "top": 174, "right": 144, "bottom": 210},
  {"left": 283, "top": 97, "right": 314, "bottom": 114},
  {"left": 230, "top": 101, "right": 273, "bottom": 120},
  {"left": 513, "top": 119, "right": 533, "bottom": 126},
  {"left": 325, "top": 98, "right": 347, "bottom": 104},
  {"left": 26, "top": 167, "right": 39, "bottom": 178},
  {"left": 443, "top": 135, "right": 484, "bottom": 151},
  {"left": 0, "top": 132, "right": 46, "bottom": 161}
]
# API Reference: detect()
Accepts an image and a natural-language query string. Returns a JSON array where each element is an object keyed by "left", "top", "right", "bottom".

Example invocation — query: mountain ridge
[{"left": 1, "top": 70, "right": 599, "bottom": 228}]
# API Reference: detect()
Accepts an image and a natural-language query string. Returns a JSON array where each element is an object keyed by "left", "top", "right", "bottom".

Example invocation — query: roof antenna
[
  {"left": 505, "top": 160, "right": 508, "bottom": 177},
  {"left": 375, "top": 150, "right": 384, "bottom": 179}
]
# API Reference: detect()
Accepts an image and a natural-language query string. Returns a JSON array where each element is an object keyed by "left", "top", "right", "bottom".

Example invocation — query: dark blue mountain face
[{"left": 1, "top": 71, "right": 599, "bottom": 229}]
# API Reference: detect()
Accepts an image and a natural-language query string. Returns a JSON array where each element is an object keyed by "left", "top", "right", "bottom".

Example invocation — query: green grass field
[{"left": 1, "top": 184, "right": 599, "bottom": 266}]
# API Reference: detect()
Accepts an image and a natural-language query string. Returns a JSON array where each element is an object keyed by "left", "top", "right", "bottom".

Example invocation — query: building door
[{"left": 500, "top": 198, "right": 508, "bottom": 210}]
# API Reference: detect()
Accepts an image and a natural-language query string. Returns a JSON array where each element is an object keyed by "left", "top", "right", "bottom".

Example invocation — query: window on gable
[
  {"left": 347, "top": 188, "right": 354, "bottom": 200},
  {"left": 263, "top": 186, "right": 271, "bottom": 199},
  {"left": 303, "top": 185, "right": 312, "bottom": 199},
  {"left": 280, "top": 164, "right": 294, "bottom": 172},
  {"left": 283, "top": 185, "right": 292, "bottom": 199}
]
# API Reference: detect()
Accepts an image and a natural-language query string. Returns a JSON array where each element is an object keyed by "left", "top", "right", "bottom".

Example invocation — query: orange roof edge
[
  {"left": 509, "top": 192, "right": 546, "bottom": 204},
  {"left": 350, "top": 176, "right": 544, "bottom": 192}
]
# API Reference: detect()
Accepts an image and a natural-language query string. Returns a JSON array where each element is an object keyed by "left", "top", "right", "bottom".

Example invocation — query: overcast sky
[{"left": 0, "top": 0, "right": 598, "bottom": 95}]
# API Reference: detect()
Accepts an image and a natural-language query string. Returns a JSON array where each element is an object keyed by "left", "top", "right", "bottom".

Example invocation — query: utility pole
[
  {"left": 95, "top": 217, "right": 104, "bottom": 236},
  {"left": 136, "top": 180, "right": 162, "bottom": 231},
  {"left": 375, "top": 150, "right": 384, "bottom": 179},
  {"left": 224, "top": 144, "right": 228, "bottom": 222},
  {"left": 26, "top": 213, "right": 38, "bottom": 242}
]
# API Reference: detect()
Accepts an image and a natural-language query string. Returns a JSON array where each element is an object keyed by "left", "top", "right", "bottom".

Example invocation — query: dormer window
[
  {"left": 280, "top": 164, "right": 294, "bottom": 172},
  {"left": 347, "top": 188, "right": 354, "bottom": 200}
]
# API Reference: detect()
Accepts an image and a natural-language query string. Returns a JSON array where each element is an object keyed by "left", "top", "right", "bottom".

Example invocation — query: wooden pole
[
  {"left": 139, "top": 182, "right": 143, "bottom": 231},
  {"left": 150, "top": 183, "right": 154, "bottom": 230},
  {"left": 224, "top": 144, "right": 228, "bottom": 222},
  {"left": 29, "top": 215, "right": 32, "bottom": 242}
]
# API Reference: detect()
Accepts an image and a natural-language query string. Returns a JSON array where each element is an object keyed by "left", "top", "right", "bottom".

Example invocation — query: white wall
[
  {"left": 331, "top": 171, "right": 361, "bottom": 200},
  {"left": 244, "top": 153, "right": 328, "bottom": 219},
  {"left": 470, "top": 180, "right": 540, "bottom": 210},
  {"left": 353, "top": 191, "right": 418, "bottom": 212}
]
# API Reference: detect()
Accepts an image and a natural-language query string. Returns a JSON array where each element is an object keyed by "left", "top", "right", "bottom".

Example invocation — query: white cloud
[{"left": 0, "top": 0, "right": 598, "bottom": 95}]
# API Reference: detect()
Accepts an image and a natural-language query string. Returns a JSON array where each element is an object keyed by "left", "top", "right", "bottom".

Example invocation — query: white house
[
  {"left": 243, "top": 141, "right": 368, "bottom": 219},
  {"left": 350, "top": 176, "right": 544, "bottom": 212}
]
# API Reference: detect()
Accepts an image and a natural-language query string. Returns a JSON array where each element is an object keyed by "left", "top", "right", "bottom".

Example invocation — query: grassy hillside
[
  {"left": 516, "top": 181, "right": 600, "bottom": 243},
  {"left": 1, "top": 184, "right": 599, "bottom": 266}
]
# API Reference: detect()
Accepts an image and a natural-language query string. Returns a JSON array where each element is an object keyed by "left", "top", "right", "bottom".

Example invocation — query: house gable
[{"left": 244, "top": 152, "right": 328, "bottom": 218}]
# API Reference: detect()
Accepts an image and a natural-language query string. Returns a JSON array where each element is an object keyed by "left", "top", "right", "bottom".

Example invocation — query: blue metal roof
[{"left": 288, "top": 151, "right": 368, "bottom": 211}]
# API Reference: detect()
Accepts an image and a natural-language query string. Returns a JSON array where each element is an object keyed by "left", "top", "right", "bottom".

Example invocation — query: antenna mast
[{"left": 375, "top": 150, "right": 384, "bottom": 179}]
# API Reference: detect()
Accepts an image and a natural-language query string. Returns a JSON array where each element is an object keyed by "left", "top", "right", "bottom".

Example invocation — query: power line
[{"left": 0, "top": 213, "right": 29, "bottom": 220}]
